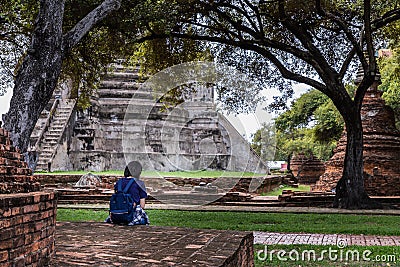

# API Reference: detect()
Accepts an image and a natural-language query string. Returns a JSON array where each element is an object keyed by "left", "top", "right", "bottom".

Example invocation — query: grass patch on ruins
[
  {"left": 262, "top": 184, "right": 311, "bottom": 196},
  {"left": 35, "top": 170, "right": 124, "bottom": 176},
  {"left": 56, "top": 209, "right": 400, "bottom": 236},
  {"left": 35, "top": 170, "right": 264, "bottom": 178},
  {"left": 253, "top": 244, "right": 400, "bottom": 267}
]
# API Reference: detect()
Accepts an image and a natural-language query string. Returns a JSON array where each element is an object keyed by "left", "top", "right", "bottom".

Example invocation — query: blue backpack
[{"left": 109, "top": 179, "right": 135, "bottom": 224}]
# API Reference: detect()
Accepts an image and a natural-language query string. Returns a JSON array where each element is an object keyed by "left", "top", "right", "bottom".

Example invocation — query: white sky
[
  {"left": 223, "top": 84, "right": 309, "bottom": 140},
  {"left": 0, "top": 87, "right": 12, "bottom": 120}
]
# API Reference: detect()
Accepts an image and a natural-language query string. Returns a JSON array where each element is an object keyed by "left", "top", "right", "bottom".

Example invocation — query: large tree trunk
[
  {"left": 333, "top": 111, "right": 382, "bottom": 209},
  {"left": 2, "top": 0, "right": 121, "bottom": 158},
  {"left": 2, "top": 0, "right": 64, "bottom": 153}
]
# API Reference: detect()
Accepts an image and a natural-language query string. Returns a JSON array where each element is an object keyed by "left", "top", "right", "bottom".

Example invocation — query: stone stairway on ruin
[
  {"left": 96, "top": 63, "right": 154, "bottom": 112},
  {"left": 36, "top": 100, "right": 76, "bottom": 171}
]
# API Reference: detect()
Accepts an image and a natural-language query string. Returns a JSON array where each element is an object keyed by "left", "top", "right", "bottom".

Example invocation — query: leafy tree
[
  {"left": 1, "top": 0, "right": 127, "bottom": 154},
  {"left": 274, "top": 90, "right": 328, "bottom": 131},
  {"left": 251, "top": 122, "right": 276, "bottom": 162},
  {"left": 0, "top": 0, "right": 212, "bottom": 154},
  {"left": 143, "top": 0, "right": 400, "bottom": 208},
  {"left": 379, "top": 48, "right": 400, "bottom": 129},
  {"left": 132, "top": 33, "right": 212, "bottom": 76},
  {"left": 270, "top": 89, "right": 343, "bottom": 163},
  {"left": 312, "top": 99, "right": 344, "bottom": 144},
  {"left": 2, "top": 0, "right": 400, "bottom": 209},
  {"left": 0, "top": 1, "right": 37, "bottom": 95}
]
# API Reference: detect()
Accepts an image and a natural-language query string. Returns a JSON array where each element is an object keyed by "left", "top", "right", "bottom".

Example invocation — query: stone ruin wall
[
  {"left": 34, "top": 174, "right": 283, "bottom": 196},
  {"left": 0, "top": 128, "right": 57, "bottom": 266},
  {"left": 43, "top": 65, "right": 267, "bottom": 173}
]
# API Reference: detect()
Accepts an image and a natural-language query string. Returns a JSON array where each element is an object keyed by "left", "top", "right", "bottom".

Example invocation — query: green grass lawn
[
  {"left": 56, "top": 209, "right": 400, "bottom": 236},
  {"left": 262, "top": 184, "right": 311, "bottom": 196},
  {"left": 254, "top": 244, "right": 400, "bottom": 267},
  {"left": 35, "top": 170, "right": 264, "bottom": 177}
]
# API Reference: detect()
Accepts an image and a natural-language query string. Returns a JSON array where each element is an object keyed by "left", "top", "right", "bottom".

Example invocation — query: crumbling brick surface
[
  {"left": 0, "top": 192, "right": 57, "bottom": 267},
  {"left": 0, "top": 127, "right": 57, "bottom": 266},
  {"left": 313, "top": 86, "right": 400, "bottom": 195},
  {"left": 34, "top": 174, "right": 282, "bottom": 194},
  {"left": 51, "top": 222, "right": 254, "bottom": 267},
  {"left": 0, "top": 128, "right": 40, "bottom": 194},
  {"left": 290, "top": 153, "right": 326, "bottom": 185}
]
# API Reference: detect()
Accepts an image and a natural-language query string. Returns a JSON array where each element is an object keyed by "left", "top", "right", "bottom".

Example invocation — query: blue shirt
[{"left": 115, "top": 178, "right": 147, "bottom": 205}]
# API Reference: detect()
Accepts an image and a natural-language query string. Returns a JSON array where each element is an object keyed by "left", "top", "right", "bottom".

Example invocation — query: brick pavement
[
  {"left": 51, "top": 222, "right": 254, "bottom": 266},
  {"left": 254, "top": 232, "right": 400, "bottom": 246}
]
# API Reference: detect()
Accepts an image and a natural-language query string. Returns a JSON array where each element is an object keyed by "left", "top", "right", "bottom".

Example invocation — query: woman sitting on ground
[{"left": 105, "top": 161, "right": 149, "bottom": 225}]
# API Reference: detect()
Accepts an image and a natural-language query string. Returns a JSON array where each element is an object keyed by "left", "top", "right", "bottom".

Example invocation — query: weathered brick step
[
  {"left": 42, "top": 141, "right": 58, "bottom": 146},
  {"left": 53, "top": 118, "right": 68, "bottom": 123},
  {"left": 39, "top": 150, "right": 53, "bottom": 154},
  {"left": 51, "top": 223, "right": 253, "bottom": 266},
  {"left": 103, "top": 71, "right": 140, "bottom": 80},
  {"left": 38, "top": 156, "right": 52, "bottom": 162},
  {"left": 98, "top": 82, "right": 141, "bottom": 91},
  {"left": 55, "top": 111, "right": 70, "bottom": 115},
  {"left": 215, "top": 201, "right": 283, "bottom": 207},
  {"left": 41, "top": 146, "right": 55, "bottom": 151},
  {"left": 55, "top": 112, "right": 70, "bottom": 116},
  {"left": 38, "top": 154, "right": 52, "bottom": 159},
  {"left": 46, "top": 131, "right": 62, "bottom": 136},
  {"left": 43, "top": 135, "right": 59, "bottom": 140},
  {"left": 50, "top": 125, "right": 64, "bottom": 129},
  {"left": 36, "top": 163, "right": 49, "bottom": 168}
]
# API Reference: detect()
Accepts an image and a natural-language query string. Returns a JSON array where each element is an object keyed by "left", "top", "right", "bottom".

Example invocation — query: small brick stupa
[
  {"left": 313, "top": 74, "right": 400, "bottom": 195},
  {"left": 290, "top": 152, "right": 325, "bottom": 184},
  {"left": 0, "top": 126, "right": 56, "bottom": 266},
  {"left": 0, "top": 127, "right": 40, "bottom": 193}
]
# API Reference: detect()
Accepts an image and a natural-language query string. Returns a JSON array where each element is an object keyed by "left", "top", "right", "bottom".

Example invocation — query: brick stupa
[
  {"left": 0, "top": 127, "right": 40, "bottom": 193},
  {"left": 313, "top": 81, "right": 400, "bottom": 195},
  {"left": 290, "top": 152, "right": 326, "bottom": 184},
  {"left": 0, "top": 126, "right": 56, "bottom": 266}
]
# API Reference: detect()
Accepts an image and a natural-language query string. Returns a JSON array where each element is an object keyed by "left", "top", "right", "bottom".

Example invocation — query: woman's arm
[{"left": 140, "top": 198, "right": 146, "bottom": 209}]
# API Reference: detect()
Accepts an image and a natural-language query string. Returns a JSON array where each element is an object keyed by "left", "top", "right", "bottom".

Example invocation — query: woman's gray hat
[{"left": 124, "top": 161, "right": 142, "bottom": 178}]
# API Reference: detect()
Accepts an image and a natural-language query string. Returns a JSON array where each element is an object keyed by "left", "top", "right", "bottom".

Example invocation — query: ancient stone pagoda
[
  {"left": 313, "top": 81, "right": 400, "bottom": 196},
  {"left": 31, "top": 63, "right": 267, "bottom": 173},
  {"left": 0, "top": 127, "right": 57, "bottom": 266},
  {"left": 290, "top": 152, "right": 325, "bottom": 184}
]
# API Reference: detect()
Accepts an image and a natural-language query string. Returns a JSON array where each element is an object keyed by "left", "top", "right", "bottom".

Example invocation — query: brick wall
[
  {"left": 0, "top": 128, "right": 40, "bottom": 194},
  {"left": 223, "top": 232, "right": 254, "bottom": 267},
  {"left": 290, "top": 153, "right": 326, "bottom": 185},
  {"left": 0, "top": 128, "right": 57, "bottom": 266},
  {"left": 0, "top": 192, "right": 57, "bottom": 267}
]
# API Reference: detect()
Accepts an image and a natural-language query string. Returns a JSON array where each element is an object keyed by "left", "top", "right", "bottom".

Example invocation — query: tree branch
[
  {"left": 353, "top": 0, "right": 375, "bottom": 109},
  {"left": 62, "top": 0, "right": 121, "bottom": 56},
  {"left": 277, "top": 0, "right": 339, "bottom": 84},
  {"left": 163, "top": 31, "right": 328, "bottom": 93},
  {"left": 207, "top": 3, "right": 260, "bottom": 40},
  {"left": 338, "top": 46, "right": 356, "bottom": 79},
  {"left": 315, "top": 1, "right": 366, "bottom": 80},
  {"left": 242, "top": 0, "right": 264, "bottom": 37},
  {"left": 372, "top": 8, "right": 400, "bottom": 31}
]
